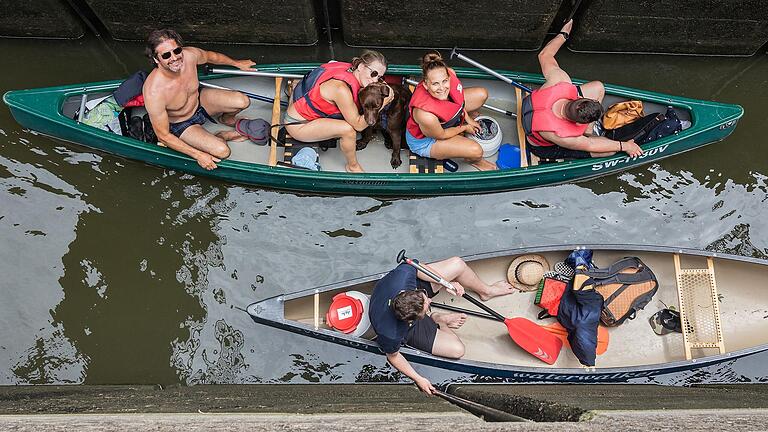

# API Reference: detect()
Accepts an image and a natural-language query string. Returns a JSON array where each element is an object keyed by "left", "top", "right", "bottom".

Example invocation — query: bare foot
[
  {"left": 215, "top": 130, "right": 248, "bottom": 142},
  {"left": 478, "top": 280, "right": 515, "bottom": 301},
  {"left": 471, "top": 159, "right": 497, "bottom": 171},
  {"left": 345, "top": 163, "right": 365, "bottom": 173},
  {"left": 432, "top": 312, "right": 467, "bottom": 329},
  {"left": 219, "top": 113, "right": 238, "bottom": 127}
]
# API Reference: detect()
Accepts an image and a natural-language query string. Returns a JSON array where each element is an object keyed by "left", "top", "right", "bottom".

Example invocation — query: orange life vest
[
  {"left": 406, "top": 69, "right": 465, "bottom": 139},
  {"left": 523, "top": 82, "right": 589, "bottom": 147},
  {"left": 292, "top": 62, "right": 361, "bottom": 121}
]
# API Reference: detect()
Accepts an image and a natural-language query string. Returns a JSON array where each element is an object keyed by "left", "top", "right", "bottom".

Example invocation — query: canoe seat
[
  {"left": 673, "top": 255, "right": 725, "bottom": 360},
  {"left": 409, "top": 152, "right": 444, "bottom": 174},
  {"left": 277, "top": 127, "right": 338, "bottom": 166}
]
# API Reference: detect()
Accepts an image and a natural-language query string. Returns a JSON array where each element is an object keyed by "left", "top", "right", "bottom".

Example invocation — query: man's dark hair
[
  {"left": 566, "top": 98, "right": 604, "bottom": 123},
  {"left": 145, "top": 29, "right": 184, "bottom": 67},
  {"left": 392, "top": 290, "right": 425, "bottom": 321}
]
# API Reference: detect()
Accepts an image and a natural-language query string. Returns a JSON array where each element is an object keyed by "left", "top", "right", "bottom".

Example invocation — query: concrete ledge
[
  {"left": 451, "top": 384, "right": 768, "bottom": 421},
  {"left": 3, "top": 410, "right": 768, "bottom": 431},
  {"left": 0, "top": 384, "right": 458, "bottom": 414}
]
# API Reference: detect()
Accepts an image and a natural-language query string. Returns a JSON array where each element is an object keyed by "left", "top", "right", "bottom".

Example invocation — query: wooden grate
[{"left": 674, "top": 255, "right": 725, "bottom": 360}]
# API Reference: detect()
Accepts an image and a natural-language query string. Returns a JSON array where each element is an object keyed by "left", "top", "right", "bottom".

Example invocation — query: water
[{"left": 1, "top": 36, "right": 767, "bottom": 385}]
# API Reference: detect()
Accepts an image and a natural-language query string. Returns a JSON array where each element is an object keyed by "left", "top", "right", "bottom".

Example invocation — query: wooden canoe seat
[
  {"left": 279, "top": 127, "right": 337, "bottom": 165},
  {"left": 269, "top": 77, "right": 339, "bottom": 168},
  {"left": 515, "top": 87, "right": 543, "bottom": 167},
  {"left": 674, "top": 254, "right": 725, "bottom": 360},
  {"left": 409, "top": 152, "right": 444, "bottom": 174},
  {"left": 405, "top": 80, "right": 444, "bottom": 174}
]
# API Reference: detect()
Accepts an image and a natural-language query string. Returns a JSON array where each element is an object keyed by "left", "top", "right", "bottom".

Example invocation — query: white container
[
  {"left": 467, "top": 115, "right": 503, "bottom": 157},
  {"left": 342, "top": 290, "right": 376, "bottom": 339}
]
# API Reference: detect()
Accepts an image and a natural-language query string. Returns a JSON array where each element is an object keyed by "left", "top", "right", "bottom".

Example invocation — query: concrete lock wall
[
  {"left": 84, "top": 0, "right": 319, "bottom": 45},
  {"left": 1, "top": 0, "right": 767, "bottom": 55},
  {"left": 339, "top": 0, "right": 564, "bottom": 50},
  {"left": 569, "top": 0, "right": 768, "bottom": 56},
  {"left": 0, "top": 0, "right": 85, "bottom": 39}
]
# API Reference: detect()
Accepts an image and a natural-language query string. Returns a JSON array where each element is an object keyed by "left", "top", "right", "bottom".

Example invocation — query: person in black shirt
[{"left": 368, "top": 257, "right": 513, "bottom": 395}]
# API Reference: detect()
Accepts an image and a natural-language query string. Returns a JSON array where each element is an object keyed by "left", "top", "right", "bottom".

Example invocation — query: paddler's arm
[
  {"left": 414, "top": 108, "right": 476, "bottom": 140},
  {"left": 321, "top": 80, "right": 369, "bottom": 132},
  {"left": 539, "top": 131, "right": 643, "bottom": 157},
  {"left": 187, "top": 46, "right": 255, "bottom": 71},
  {"left": 386, "top": 351, "right": 436, "bottom": 395},
  {"left": 143, "top": 91, "right": 220, "bottom": 170},
  {"left": 538, "top": 19, "right": 573, "bottom": 88}
]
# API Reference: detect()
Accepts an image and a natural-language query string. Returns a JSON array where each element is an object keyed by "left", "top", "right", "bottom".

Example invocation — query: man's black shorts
[{"left": 404, "top": 278, "right": 439, "bottom": 353}]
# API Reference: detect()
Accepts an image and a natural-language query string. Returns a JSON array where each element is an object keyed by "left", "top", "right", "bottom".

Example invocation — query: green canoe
[{"left": 3, "top": 63, "right": 743, "bottom": 196}]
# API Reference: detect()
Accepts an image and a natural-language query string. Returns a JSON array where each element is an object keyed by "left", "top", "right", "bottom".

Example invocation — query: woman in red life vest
[
  {"left": 285, "top": 50, "right": 393, "bottom": 173},
  {"left": 405, "top": 51, "right": 497, "bottom": 171},
  {"left": 525, "top": 19, "right": 642, "bottom": 159}
]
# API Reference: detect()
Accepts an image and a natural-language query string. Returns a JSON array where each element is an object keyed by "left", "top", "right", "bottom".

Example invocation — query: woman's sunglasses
[
  {"left": 158, "top": 47, "right": 183, "bottom": 60},
  {"left": 363, "top": 63, "right": 383, "bottom": 79}
]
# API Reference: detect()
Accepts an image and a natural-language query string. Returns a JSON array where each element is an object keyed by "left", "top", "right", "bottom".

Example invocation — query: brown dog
[{"left": 356, "top": 81, "right": 412, "bottom": 169}]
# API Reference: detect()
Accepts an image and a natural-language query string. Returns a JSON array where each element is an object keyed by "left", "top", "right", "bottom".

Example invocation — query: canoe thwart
[
  {"left": 674, "top": 254, "right": 726, "bottom": 360},
  {"left": 268, "top": 77, "right": 283, "bottom": 167},
  {"left": 409, "top": 152, "right": 444, "bottom": 174}
]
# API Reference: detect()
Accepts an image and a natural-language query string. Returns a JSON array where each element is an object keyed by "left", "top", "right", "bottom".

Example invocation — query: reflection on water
[{"left": 1, "top": 37, "right": 768, "bottom": 386}]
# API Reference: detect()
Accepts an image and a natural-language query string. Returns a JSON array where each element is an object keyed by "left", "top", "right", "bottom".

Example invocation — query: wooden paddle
[{"left": 396, "top": 250, "right": 563, "bottom": 365}]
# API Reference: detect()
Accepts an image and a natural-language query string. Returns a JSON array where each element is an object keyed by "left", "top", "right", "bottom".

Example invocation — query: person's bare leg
[
  {"left": 430, "top": 136, "right": 497, "bottom": 171},
  {"left": 579, "top": 81, "right": 605, "bottom": 103},
  {"left": 287, "top": 118, "right": 363, "bottom": 172},
  {"left": 200, "top": 88, "right": 250, "bottom": 127},
  {"left": 424, "top": 257, "right": 513, "bottom": 301},
  {"left": 464, "top": 86, "right": 489, "bottom": 116},
  {"left": 430, "top": 327, "right": 465, "bottom": 359},
  {"left": 215, "top": 130, "right": 248, "bottom": 142},
  {"left": 179, "top": 125, "right": 231, "bottom": 159}
]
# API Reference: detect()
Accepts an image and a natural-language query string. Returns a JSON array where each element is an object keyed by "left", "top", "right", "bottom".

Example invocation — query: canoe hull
[
  {"left": 247, "top": 244, "right": 768, "bottom": 384},
  {"left": 4, "top": 64, "right": 743, "bottom": 196}
]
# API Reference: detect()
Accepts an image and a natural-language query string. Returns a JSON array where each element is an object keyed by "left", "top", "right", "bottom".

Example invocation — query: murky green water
[{"left": 1, "top": 36, "right": 767, "bottom": 385}]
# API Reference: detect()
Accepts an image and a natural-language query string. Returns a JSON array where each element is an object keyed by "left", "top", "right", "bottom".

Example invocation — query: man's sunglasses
[{"left": 158, "top": 47, "right": 183, "bottom": 60}]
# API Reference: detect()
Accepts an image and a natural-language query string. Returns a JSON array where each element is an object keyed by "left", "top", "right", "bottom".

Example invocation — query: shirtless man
[
  {"left": 525, "top": 20, "right": 643, "bottom": 160},
  {"left": 142, "top": 29, "right": 255, "bottom": 170},
  {"left": 368, "top": 257, "right": 514, "bottom": 395}
]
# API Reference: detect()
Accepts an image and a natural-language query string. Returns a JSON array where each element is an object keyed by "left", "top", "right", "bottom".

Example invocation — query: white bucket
[
  {"left": 467, "top": 115, "right": 503, "bottom": 157},
  {"left": 343, "top": 291, "right": 376, "bottom": 339}
]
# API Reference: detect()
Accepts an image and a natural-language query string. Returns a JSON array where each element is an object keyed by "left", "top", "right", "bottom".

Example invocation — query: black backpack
[
  {"left": 605, "top": 107, "right": 682, "bottom": 144},
  {"left": 118, "top": 109, "right": 156, "bottom": 143}
]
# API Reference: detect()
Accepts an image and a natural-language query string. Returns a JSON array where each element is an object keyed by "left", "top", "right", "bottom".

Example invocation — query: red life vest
[
  {"left": 406, "top": 68, "right": 465, "bottom": 139},
  {"left": 525, "top": 82, "right": 589, "bottom": 147},
  {"left": 292, "top": 62, "right": 361, "bottom": 121}
]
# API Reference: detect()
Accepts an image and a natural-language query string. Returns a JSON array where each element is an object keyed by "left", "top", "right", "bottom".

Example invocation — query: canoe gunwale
[
  {"left": 247, "top": 244, "right": 768, "bottom": 382},
  {"left": 3, "top": 63, "right": 744, "bottom": 196}
]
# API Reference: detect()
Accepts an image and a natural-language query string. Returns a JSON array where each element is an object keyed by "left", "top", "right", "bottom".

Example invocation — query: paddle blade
[
  {"left": 504, "top": 317, "right": 563, "bottom": 365},
  {"left": 542, "top": 322, "right": 610, "bottom": 355}
]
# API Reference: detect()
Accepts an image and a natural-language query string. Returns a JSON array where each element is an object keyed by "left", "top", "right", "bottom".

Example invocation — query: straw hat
[{"left": 507, "top": 254, "right": 550, "bottom": 292}]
